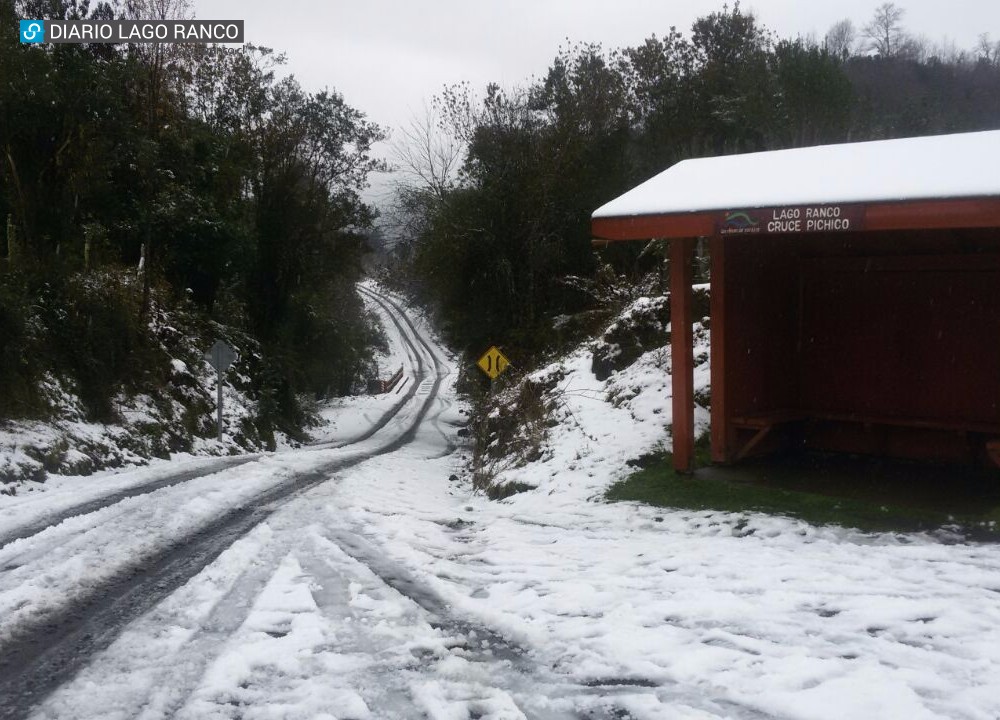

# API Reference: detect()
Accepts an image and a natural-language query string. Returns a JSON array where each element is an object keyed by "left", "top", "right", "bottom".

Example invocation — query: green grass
[{"left": 608, "top": 450, "right": 1000, "bottom": 537}]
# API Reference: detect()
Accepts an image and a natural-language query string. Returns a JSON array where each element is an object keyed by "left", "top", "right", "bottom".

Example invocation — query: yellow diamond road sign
[{"left": 477, "top": 346, "right": 510, "bottom": 380}]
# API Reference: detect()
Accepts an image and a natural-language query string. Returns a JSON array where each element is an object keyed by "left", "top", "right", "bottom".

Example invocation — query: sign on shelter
[{"left": 717, "top": 204, "right": 865, "bottom": 236}]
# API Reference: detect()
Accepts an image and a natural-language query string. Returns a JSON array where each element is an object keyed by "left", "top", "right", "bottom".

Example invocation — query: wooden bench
[
  {"left": 810, "top": 412, "right": 1000, "bottom": 436},
  {"left": 731, "top": 410, "right": 1000, "bottom": 464},
  {"left": 731, "top": 410, "right": 806, "bottom": 460}
]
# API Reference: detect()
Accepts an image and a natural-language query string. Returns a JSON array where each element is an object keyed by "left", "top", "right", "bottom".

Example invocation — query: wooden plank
[
  {"left": 987, "top": 440, "right": 1000, "bottom": 469},
  {"left": 731, "top": 410, "right": 806, "bottom": 429},
  {"left": 730, "top": 409, "right": 1000, "bottom": 435},
  {"left": 799, "top": 253, "right": 1000, "bottom": 274},
  {"left": 735, "top": 425, "right": 775, "bottom": 462},
  {"left": 671, "top": 238, "right": 695, "bottom": 473},
  {"left": 865, "top": 198, "right": 1000, "bottom": 232},
  {"left": 591, "top": 197, "right": 1000, "bottom": 244},
  {"left": 592, "top": 214, "right": 715, "bottom": 242},
  {"left": 810, "top": 412, "right": 1000, "bottom": 435}
]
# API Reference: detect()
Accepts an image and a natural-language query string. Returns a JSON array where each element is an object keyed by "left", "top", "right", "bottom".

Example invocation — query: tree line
[
  {"left": 0, "top": 0, "right": 385, "bottom": 435},
  {"left": 387, "top": 2, "right": 1000, "bottom": 365}
]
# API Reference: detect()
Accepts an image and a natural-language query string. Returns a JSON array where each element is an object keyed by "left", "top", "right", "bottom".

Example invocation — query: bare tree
[
  {"left": 901, "top": 34, "right": 929, "bottom": 62},
  {"left": 391, "top": 104, "right": 464, "bottom": 202},
  {"left": 862, "top": 2, "right": 909, "bottom": 58},
  {"left": 977, "top": 33, "right": 1000, "bottom": 66},
  {"left": 824, "top": 19, "right": 856, "bottom": 59},
  {"left": 927, "top": 37, "right": 970, "bottom": 66},
  {"left": 380, "top": 104, "right": 467, "bottom": 261}
]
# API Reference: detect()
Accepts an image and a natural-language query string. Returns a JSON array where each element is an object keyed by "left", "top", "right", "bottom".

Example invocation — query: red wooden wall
[{"left": 713, "top": 228, "right": 1000, "bottom": 464}]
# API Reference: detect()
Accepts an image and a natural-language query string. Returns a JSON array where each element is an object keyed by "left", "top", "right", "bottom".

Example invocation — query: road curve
[
  {"left": 0, "top": 287, "right": 434, "bottom": 551},
  {"left": 0, "top": 284, "right": 448, "bottom": 720}
]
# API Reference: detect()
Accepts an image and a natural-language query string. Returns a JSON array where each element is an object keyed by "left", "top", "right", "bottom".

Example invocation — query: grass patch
[
  {"left": 608, "top": 449, "right": 1000, "bottom": 538},
  {"left": 627, "top": 435, "right": 713, "bottom": 471}
]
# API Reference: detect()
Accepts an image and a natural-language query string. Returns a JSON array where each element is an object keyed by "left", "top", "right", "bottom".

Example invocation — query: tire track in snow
[
  {"left": 64, "top": 524, "right": 301, "bottom": 719},
  {"left": 357, "top": 285, "right": 459, "bottom": 454},
  {"left": 318, "top": 521, "right": 771, "bottom": 720},
  {"left": 9, "top": 285, "right": 764, "bottom": 719},
  {"left": 0, "top": 455, "right": 256, "bottom": 552},
  {"left": 89, "top": 286, "right": 470, "bottom": 719},
  {"left": 308, "top": 286, "right": 428, "bottom": 450},
  {"left": 0, "top": 286, "right": 429, "bottom": 552},
  {"left": 0, "top": 284, "right": 446, "bottom": 720}
]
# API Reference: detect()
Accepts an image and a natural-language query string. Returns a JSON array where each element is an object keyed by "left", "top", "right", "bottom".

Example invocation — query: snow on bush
[{"left": 0, "top": 301, "right": 270, "bottom": 495}]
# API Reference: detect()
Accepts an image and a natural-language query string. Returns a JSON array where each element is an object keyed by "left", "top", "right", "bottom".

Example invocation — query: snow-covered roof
[{"left": 593, "top": 130, "right": 1000, "bottom": 219}]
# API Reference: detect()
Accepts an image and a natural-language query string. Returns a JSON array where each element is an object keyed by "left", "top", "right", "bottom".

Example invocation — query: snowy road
[
  {"left": 0, "top": 455, "right": 257, "bottom": 550},
  {"left": 3, "top": 285, "right": 1000, "bottom": 720},
  {"left": 0, "top": 285, "right": 468, "bottom": 719}
]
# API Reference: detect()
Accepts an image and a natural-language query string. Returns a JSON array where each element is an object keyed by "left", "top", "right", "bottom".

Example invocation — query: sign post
[{"left": 205, "top": 340, "right": 237, "bottom": 442}]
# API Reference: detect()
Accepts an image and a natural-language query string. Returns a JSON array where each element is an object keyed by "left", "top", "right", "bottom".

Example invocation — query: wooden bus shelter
[{"left": 592, "top": 131, "right": 1000, "bottom": 473}]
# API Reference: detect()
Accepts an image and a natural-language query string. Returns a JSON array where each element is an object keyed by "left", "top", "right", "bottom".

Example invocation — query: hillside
[
  {"left": 0, "top": 273, "right": 393, "bottom": 495},
  {"left": 469, "top": 286, "right": 711, "bottom": 502},
  {"left": 1, "top": 275, "right": 271, "bottom": 493}
]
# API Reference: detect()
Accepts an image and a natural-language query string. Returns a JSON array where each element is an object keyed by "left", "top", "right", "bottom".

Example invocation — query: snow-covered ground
[{"left": 4, "top": 285, "right": 1000, "bottom": 719}]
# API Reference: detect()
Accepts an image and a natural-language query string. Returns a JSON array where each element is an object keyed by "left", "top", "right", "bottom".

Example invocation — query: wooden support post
[
  {"left": 670, "top": 238, "right": 695, "bottom": 473},
  {"left": 709, "top": 235, "right": 729, "bottom": 464},
  {"left": 987, "top": 440, "right": 1000, "bottom": 469}
]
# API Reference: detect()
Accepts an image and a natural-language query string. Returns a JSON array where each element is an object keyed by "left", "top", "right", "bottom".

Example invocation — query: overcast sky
[{"left": 195, "top": 0, "right": 1000, "bottom": 204}]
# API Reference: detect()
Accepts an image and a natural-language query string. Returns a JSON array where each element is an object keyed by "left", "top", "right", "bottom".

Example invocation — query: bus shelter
[{"left": 592, "top": 131, "right": 1000, "bottom": 473}]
